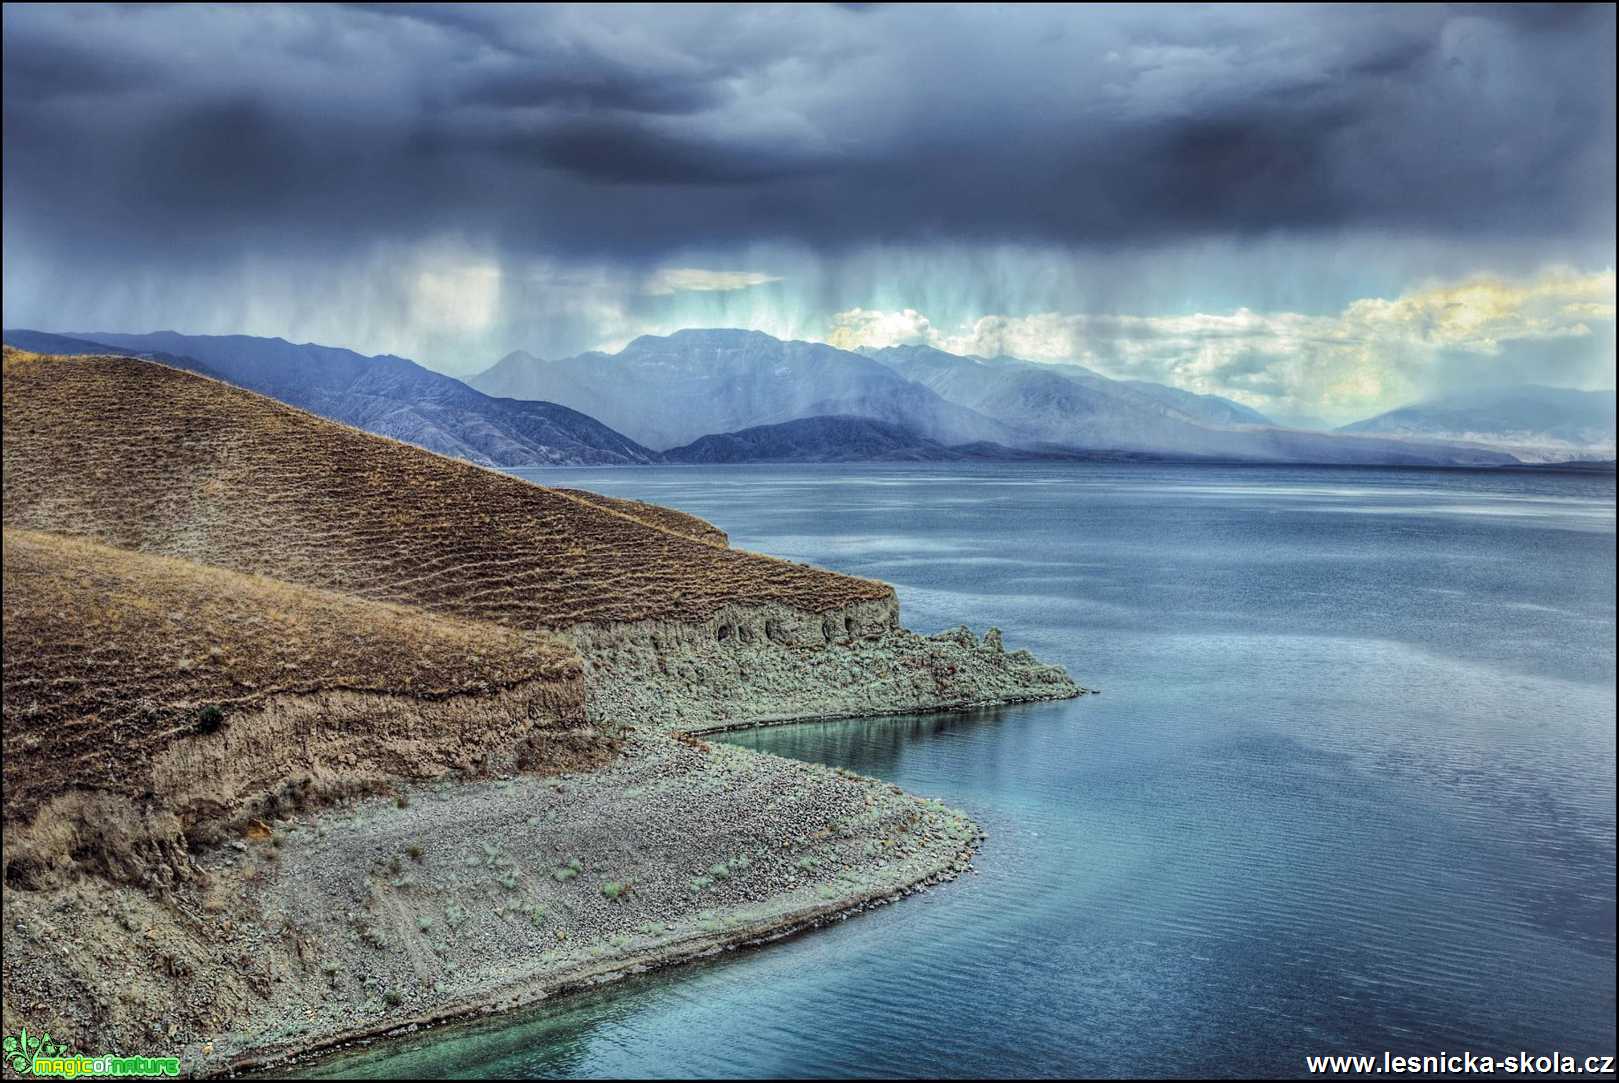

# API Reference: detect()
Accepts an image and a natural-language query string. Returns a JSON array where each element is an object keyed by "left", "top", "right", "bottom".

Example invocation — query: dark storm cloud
[{"left": 3, "top": 1, "right": 1613, "bottom": 270}]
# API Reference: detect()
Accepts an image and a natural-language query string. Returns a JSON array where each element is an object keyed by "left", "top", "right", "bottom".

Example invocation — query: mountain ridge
[
  {"left": 6, "top": 326, "right": 1563, "bottom": 467},
  {"left": 664, "top": 414, "right": 985, "bottom": 463},
  {"left": 857, "top": 342, "right": 1518, "bottom": 466},
  {"left": 2, "top": 328, "right": 661, "bottom": 468},
  {"left": 1337, "top": 384, "right": 1616, "bottom": 461},
  {"left": 470, "top": 329, "right": 1025, "bottom": 451}
]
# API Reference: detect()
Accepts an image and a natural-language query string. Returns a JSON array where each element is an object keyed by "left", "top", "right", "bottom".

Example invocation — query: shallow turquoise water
[{"left": 309, "top": 464, "right": 1615, "bottom": 1078}]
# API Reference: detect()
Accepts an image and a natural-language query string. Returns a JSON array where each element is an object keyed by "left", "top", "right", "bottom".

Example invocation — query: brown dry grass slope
[
  {"left": 2, "top": 528, "right": 596, "bottom": 885},
  {"left": 2, "top": 348, "right": 890, "bottom": 629},
  {"left": 555, "top": 488, "right": 728, "bottom": 546}
]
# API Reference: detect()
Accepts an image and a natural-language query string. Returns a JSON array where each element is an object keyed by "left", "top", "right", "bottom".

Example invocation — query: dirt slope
[{"left": 2, "top": 348, "right": 889, "bottom": 630}]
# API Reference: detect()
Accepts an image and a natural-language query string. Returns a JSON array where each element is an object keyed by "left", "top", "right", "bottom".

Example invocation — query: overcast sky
[{"left": 3, "top": 3, "right": 1613, "bottom": 423}]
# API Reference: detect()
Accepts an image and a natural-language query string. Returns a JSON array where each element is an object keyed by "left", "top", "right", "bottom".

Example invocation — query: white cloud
[
  {"left": 821, "top": 268, "right": 1616, "bottom": 423},
  {"left": 643, "top": 267, "right": 783, "bottom": 296},
  {"left": 825, "top": 307, "right": 937, "bottom": 350}
]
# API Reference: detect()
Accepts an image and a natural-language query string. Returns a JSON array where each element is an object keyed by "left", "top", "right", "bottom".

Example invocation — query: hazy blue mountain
[
  {"left": 470, "top": 329, "right": 1023, "bottom": 451},
  {"left": 661, "top": 416, "right": 1237, "bottom": 464},
  {"left": 1119, "top": 379, "right": 1273, "bottom": 426},
  {"left": 864, "top": 345, "right": 1273, "bottom": 436},
  {"left": 5, "top": 329, "right": 660, "bottom": 467},
  {"left": 663, "top": 415, "right": 978, "bottom": 463},
  {"left": 863, "top": 345, "right": 1193, "bottom": 448},
  {"left": 860, "top": 344, "right": 1519, "bottom": 466},
  {"left": 1338, "top": 386, "right": 1616, "bottom": 461},
  {"left": 10, "top": 325, "right": 1532, "bottom": 468}
]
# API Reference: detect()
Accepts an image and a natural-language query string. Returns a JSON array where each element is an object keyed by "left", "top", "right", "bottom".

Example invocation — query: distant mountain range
[
  {"left": 855, "top": 345, "right": 1556, "bottom": 466},
  {"left": 1337, "top": 385, "right": 1616, "bottom": 462},
  {"left": 862, "top": 344, "right": 1277, "bottom": 453},
  {"left": 660, "top": 415, "right": 1229, "bottom": 464},
  {"left": 862, "top": 344, "right": 1277, "bottom": 433},
  {"left": 12, "top": 325, "right": 1609, "bottom": 468},
  {"left": 471, "top": 329, "right": 1021, "bottom": 450},
  {"left": 664, "top": 415, "right": 967, "bottom": 463},
  {"left": 473, "top": 331, "right": 1516, "bottom": 466},
  {"left": 1, "top": 329, "right": 660, "bottom": 467},
  {"left": 663, "top": 414, "right": 1055, "bottom": 463}
]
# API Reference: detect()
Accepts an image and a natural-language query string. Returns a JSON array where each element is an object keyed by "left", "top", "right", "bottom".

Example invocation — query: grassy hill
[
  {"left": 2, "top": 348, "right": 890, "bottom": 630},
  {"left": 555, "top": 488, "right": 728, "bottom": 546}
]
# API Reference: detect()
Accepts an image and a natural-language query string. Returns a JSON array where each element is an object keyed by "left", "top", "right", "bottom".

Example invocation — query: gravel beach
[{"left": 3, "top": 728, "right": 985, "bottom": 1076}]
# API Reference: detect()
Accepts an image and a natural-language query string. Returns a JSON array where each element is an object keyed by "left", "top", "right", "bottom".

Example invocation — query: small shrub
[
  {"left": 444, "top": 900, "right": 467, "bottom": 930},
  {"left": 395, "top": 794, "right": 411, "bottom": 809},
  {"left": 600, "top": 881, "right": 629, "bottom": 901},
  {"left": 383, "top": 988, "right": 403, "bottom": 1007},
  {"left": 194, "top": 705, "right": 226, "bottom": 735},
  {"left": 407, "top": 844, "right": 424, "bottom": 863}
]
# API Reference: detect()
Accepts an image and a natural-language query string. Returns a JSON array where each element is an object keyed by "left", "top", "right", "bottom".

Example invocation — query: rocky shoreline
[{"left": 234, "top": 815, "right": 982, "bottom": 1078}]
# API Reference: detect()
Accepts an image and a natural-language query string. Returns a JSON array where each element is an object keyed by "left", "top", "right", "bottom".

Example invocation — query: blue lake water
[{"left": 311, "top": 463, "right": 1616, "bottom": 1078}]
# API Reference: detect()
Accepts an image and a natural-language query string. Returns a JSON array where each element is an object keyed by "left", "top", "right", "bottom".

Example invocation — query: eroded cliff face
[
  {"left": 569, "top": 597, "right": 1081, "bottom": 732},
  {"left": 148, "top": 680, "right": 593, "bottom": 823},
  {"left": 3, "top": 678, "right": 604, "bottom": 891}
]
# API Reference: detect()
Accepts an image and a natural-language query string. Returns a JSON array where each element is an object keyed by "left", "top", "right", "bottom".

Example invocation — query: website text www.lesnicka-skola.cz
[{"left": 1305, "top": 1051, "right": 1616, "bottom": 1076}]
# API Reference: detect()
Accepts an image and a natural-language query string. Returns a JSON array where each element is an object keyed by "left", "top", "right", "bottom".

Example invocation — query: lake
[{"left": 307, "top": 463, "right": 1616, "bottom": 1078}]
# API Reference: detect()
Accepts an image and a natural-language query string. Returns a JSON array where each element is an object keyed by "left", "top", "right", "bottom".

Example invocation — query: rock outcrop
[{"left": 573, "top": 606, "right": 1079, "bottom": 732}]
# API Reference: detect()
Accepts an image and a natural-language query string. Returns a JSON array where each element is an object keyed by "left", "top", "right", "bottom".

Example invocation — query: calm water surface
[{"left": 308, "top": 464, "right": 1616, "bottom": 1078}]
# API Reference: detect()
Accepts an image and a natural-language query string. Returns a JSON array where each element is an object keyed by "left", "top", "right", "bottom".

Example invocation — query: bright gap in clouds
[
  {"left": 816, "top": 269, "right": 1617, "bottom": 425},
  {"left": 643, "top": 269, "right": 784, "bottom": 296}
]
